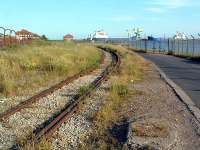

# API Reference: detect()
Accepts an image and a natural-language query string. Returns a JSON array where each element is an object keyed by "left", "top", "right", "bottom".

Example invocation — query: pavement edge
[{"left": 153, "top": 64, "right": 200, "bottom": 135}]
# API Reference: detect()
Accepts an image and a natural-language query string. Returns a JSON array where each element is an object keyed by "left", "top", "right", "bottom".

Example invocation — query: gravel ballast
[
  {"left": 51, "top": 80, "right": 111, "bottom": 149},
  {"left": 0, "top": 51, "right": 112, "bottom": 149},
  {"left": 50, "top": 53, "right": 200, "bottom": 150}
]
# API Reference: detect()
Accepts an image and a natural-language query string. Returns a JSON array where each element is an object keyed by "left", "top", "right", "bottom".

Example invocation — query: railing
[
  {"left": 132, "top": 38, "right": 200, "bottom": 57},
  {"left": 0, "top": 26, "right": 31, "bottom": 48}
]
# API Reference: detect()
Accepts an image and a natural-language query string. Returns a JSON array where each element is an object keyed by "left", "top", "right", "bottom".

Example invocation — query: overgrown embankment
[
  {"left": 26, "top": 44, "right": 200, "bottom": 149},
  {"left": 78, "top": 44, "right": 149, "bottom": 149},
  {"left": 0, "top": 40, "right": 102, "bottom": 97},
  {"left": 92, "top": 45, "right": 200, "bottom": 150}
]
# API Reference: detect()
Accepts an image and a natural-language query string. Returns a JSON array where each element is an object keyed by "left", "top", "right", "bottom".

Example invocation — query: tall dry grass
[
  {"left": 79, "top": 44, "right": 150, "bottom": 149},
  {"left": 20, "top": 44, "right": 149, "bottom": 149},
  {"left": 0, "top": 40, "right": 102, "bottom": 97}
]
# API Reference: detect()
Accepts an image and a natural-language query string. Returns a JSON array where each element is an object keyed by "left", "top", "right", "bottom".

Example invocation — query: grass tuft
[
  {"left": 0, "top": 40, "right": 102, "bottom": 97},
  {"left": 78, "top": 85, "right": 91, "bottom": 96}
]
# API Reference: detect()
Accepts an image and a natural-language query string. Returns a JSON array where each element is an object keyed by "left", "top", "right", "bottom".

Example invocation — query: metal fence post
[
  {"left": 5, "top": 29, "right": 12, "bottom": 46},
  {"left": 177, "top": 40, "right": 180, "bottom": 55},
  {"left": 186, "top": 38, "right": 189, "bottom": 56},
  {"left": 167, "top": 38, "right": 170, "bottom": 53},
  {"left": 173, "top": 39, "right": 175, "bottom": 54},
  {"left": 9, "top": 30, "right": 12, "bottom": 45},
  {"left": 0, "top": 27, "right": 6, "bottom": 46},
  {"left": 191, "top": 35, "right": 195, "bottom": 57},
  {"left": 198, "top": 34, "right": 200, "bottom": 57},
  {"left": 128, "top": 32, "right": 130, "bottom": 48},
  {"left": 145, "top": 39, "right": 147, "bottom": 52},
  {"left": 181, "top": 39, "right": 184, "bottom": 55},
  {"left": 164, "top": 36, "right": 167, "bottom": 53},
  {"left": 193, "top": 39, "right": 195, "bottom": 57},
  {"left": 11, "top": 30, "right": 16, "bottom": 45},
  {"left": 153, "top": 41, "right": 155, "bottom": 53},
  {"left": 135, "top": 40, "right": 137, "bottom": 49},
  {"left": 159, "top": 38, "right": 161, "bottom": 53}
]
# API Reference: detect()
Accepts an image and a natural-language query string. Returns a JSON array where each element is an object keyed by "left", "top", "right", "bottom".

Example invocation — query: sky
[{"left": 0, "top": 0, "right": 200, "bottom": 39}]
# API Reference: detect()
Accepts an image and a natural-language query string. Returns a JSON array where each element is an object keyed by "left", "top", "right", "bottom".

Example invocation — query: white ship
[
  {"left": 173, "top": 32, "right": 187, "bottom": 40},
  {"left": 93, "top": 30, "right": 108, "bottom": 39}
]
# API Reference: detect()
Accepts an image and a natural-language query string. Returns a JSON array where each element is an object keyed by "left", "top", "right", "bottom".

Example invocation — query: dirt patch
[{"left": 132, "top": 119, "right": 169, "bottom": 138}]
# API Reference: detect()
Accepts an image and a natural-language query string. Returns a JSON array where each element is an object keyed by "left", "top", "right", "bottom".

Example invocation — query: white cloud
[{"left": 110, "top": 16, "right": 136, "bottom": 22}]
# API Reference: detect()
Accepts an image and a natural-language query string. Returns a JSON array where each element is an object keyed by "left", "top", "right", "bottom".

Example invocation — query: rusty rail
[
  {"left": 0, "top": 52, "right": 105, "bottom": 121},
  {"left": 12, "top": 48, "right": 120, "bottom": 149}
]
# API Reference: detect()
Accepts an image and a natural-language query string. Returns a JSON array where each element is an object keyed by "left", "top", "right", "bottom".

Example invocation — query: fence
[
  {"left": 132, "top": 38, "right": 200, "bottom": 57},
  {"left": 0, "top": 26, "right": 31, "bottom": 48}
]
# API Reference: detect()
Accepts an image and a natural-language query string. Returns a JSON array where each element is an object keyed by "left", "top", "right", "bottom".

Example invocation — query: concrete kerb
[
  {"left": 153, "top": 63, "right": 200, "bottom": 135},
  {"left": 128, "top": 50, "right": 200, "bottom": 134}
]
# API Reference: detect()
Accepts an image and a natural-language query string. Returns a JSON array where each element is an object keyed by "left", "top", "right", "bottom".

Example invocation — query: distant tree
[{"left": 41, "top": 35, "right": 48, "bottom": 40}]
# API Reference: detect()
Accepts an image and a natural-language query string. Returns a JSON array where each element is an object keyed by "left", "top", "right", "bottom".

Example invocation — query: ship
[
  {"left": 92, "top": 30, "right": 108, "bottom": 39},
  {"left": 173, "top": 32, "right": 187, "bottom": 40}
]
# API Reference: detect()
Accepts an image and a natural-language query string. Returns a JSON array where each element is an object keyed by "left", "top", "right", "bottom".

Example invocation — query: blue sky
[{"left": 0, "top": 0, "right": 200, "bottom": 39}]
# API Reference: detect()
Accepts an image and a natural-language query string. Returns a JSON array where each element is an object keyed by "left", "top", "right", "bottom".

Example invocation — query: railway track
[
  {"left": 0, "top": 52, "right": 105, "bottom": 121},
  {"left": 0, "top": 49, "right": 120, "bottom": 149}
]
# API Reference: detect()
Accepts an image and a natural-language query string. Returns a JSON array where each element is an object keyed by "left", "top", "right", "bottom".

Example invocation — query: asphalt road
[{"left": 139, "top": 53, "right": 200, "bottom": 108}]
